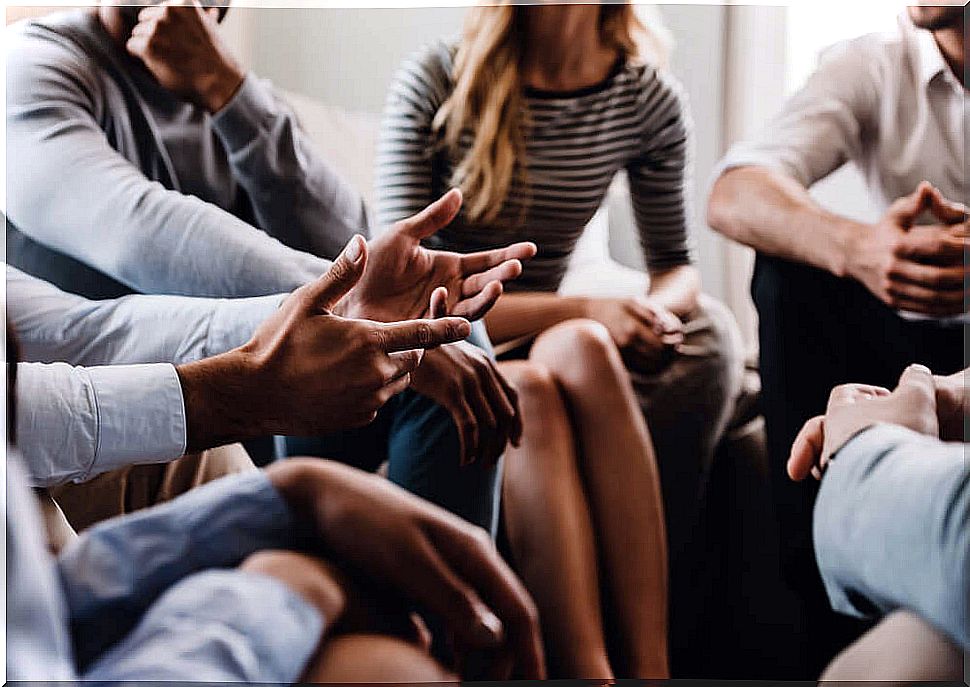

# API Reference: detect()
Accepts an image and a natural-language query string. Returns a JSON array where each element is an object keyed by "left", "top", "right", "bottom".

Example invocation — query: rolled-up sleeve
[
  {"left": 814, "top": 424, "right": 969, "bottom": 651},
  {"left": 714, "top": 37, "right": 878, "bottom": 187},
  {"left": 16, "top": 362, "right": 186, "bottom": 487},
  {"left": 83, "top": 569, "right": 323, "bottom": 684}
]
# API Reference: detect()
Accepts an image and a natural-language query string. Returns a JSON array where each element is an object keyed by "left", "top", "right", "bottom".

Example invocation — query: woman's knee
[
  {"left": 531, "top": 319, "right": 623, "bottom": 382},
  {"left": 501, "top": 360, "right": 560, "bottom": 404}
]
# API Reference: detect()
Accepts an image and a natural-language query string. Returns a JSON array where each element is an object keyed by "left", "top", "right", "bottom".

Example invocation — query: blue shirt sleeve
[
  {"left": 83, "top": 569, "right": 323, "bottom": 684},
  {"left": 56, "top": 470, "right": 307, "bottom": 669},
  {"left": 813, "top": 424, "right": 970, "bottom": 651}
]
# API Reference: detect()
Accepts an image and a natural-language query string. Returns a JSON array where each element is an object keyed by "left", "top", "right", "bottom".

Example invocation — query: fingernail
[
  {"left": 343, "top": 235, "right": 364, "bottom": 263},
  {"left": 907, "top": 363, "right": 932, "bottom": 374}
]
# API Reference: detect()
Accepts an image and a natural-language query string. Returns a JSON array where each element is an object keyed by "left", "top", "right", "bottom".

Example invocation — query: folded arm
[{"left": 814, "top": 424, "right": 969, "bottom": 650}]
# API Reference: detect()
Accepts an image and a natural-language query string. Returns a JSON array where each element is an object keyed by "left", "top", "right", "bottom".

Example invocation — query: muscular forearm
[
  {"left": 708, "top": 166, "right": 860, "bottom": 276},
  {"left": 646, "top": 264, "right": 700, "bottom": 317},
  {"left": 484, "top": 293, "right": 592, "bottom": 345}
]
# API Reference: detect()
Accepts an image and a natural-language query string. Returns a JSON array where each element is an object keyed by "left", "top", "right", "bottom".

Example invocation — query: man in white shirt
[{"left": 707, "top": 3, "right": 967, "bottom": 676}]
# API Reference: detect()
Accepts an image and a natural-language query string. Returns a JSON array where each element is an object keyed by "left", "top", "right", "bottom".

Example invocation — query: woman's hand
[
  {"left": 409, "top": 341, "right": 523, "bottom": 466},
  {"left": 585, "top": 296, "right": 684, "bottom": 371}
]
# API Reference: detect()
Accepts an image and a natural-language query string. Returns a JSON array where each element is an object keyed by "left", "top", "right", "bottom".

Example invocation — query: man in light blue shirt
[{"left": 787, "top": 363, "right": 968, "bottom": 680}]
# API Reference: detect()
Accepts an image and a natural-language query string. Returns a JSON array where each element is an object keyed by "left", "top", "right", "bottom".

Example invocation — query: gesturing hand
[
  {"left": 126, "top": 0, "right": 244, "bottom": 113},
  {"left": 335, "top": 189, "right": 537, "bottom": 323},
  {"left": 787, "top": 364, "right": 940, "bottom": 482},
  {"left": 410, "top": 341, "right": 523, "bottom": 466},
  {"left": 177, "top": 235, "right": 472, "bottom": 449},
  {"left": 847, "top": 182, "right": 969, "bottom": 317},
  {"left": 588, "top": 296, "right": 684, "bottom": 372},
  {"left": 267, "top": 458, "right": 546, "bottom": 680}
]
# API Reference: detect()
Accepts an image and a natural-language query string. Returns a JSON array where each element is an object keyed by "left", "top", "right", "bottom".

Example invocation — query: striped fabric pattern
[{"left": 377, "top": 40, "right": 695, "bottom": 293}]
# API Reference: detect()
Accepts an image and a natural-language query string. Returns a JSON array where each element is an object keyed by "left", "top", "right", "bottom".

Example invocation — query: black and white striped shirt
[{"left": 377, "top": 40, "right": 695, "bottom": 293}]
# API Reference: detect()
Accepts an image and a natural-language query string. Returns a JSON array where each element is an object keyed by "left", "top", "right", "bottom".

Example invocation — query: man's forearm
[
  {"left": 175, "top": 350, "right": 274, "bottom": 453},
  {"left": 708, "top": 166, "right": 860, "bottom": 276}
]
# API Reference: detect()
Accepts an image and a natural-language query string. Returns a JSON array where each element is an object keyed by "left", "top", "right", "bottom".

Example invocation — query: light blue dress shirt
[
  {"left": 7, "top": 265, "right": 285, "bottom": 486},
  {"left": 6, "top": 452, "right": 324, "bottom": 682},
  {"left": 814, "top": 424, "right": 969, "bottom": 651}
]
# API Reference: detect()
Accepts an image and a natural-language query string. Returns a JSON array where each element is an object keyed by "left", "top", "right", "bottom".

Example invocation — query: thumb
[
  {"left": 896, "top": 363, "right": 935, "bottom": 397},
  {"left": 894, "top": 363, "right": 938, "bottom": 429},
  {"left": 303, "top": 235, "right": 367, "bottom": 310}
]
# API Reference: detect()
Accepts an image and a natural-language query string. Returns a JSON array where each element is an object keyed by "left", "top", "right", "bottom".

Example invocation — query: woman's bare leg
[
  {"left": 531, "top": 320, "right": 669, "bottom": 678},
  {"left": 498, "top": 360, "right": 614, "bottom": 679},
  {"left": 303, "top": 633, "right": 458, "bottom": 684}
]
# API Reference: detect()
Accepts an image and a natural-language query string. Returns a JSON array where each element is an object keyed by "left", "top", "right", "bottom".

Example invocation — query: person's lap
[
  {"left": 751, "top": 253, "right": 964, "bottom": 673},
  {"left": 282, "top": 321, "right": 500, "bottom": 534}
]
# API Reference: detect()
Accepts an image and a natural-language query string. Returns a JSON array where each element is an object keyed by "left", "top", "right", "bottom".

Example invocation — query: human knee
[
  {"left": 533, "top": 319, "right": 621, "bottom": 380},
  {"left": 503, "top": 361, "right": 559, "bottom": 402}
]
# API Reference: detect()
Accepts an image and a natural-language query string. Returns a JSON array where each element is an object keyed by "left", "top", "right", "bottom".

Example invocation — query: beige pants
[
  {"left": 821, "top": 611, "right": 965, "bottom": 683},
  {"left": 38, "top": 444, "right": 255, "bottom": 552}
]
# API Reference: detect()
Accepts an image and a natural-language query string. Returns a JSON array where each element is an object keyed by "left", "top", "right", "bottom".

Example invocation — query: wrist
[
  {"left": 197, "top": 61, "right": 244, "bottom": 113},
  {"left": 176, "top": 348, "right": 268, "bottom": 452},
  {"left": 833, "top": 219, "right": 870, "bottom": 280}
]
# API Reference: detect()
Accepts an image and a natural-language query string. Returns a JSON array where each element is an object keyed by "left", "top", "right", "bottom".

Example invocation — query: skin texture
[
  {"left": 709, "top": 174, "right": 970, "bottom": 317},
  {"left": 266, "top": 458, "right": 546, "bottom": 680},
  {"left": 499, "top": 321, "right": 669, "bottom": 679},
  {"left": 177, "top": 236, "right": 473, "bottom": 451},
  {"left": 786, "top": 364, "right": 953, "bottom": 482}
]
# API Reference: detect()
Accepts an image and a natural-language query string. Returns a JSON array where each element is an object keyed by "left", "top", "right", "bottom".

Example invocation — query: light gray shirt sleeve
[
  {"left": 16, "top": 362, "right": 187, "bottom": 487},
  {"left": 7, "top": 264, "right": 284, "bottom": 366},
  {"left": 813, "top": 424, "right": 969, "bottom": 651},
  {"left": 5, "top": 28, "right": 335, "bottom": 297},
  {"left": 714, "top": 38, "right": 877, "bottom": 187}
]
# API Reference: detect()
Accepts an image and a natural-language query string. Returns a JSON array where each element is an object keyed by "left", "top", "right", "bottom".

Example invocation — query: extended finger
[
  {"left": 461, "top": 260, "right": 523, "bottom": 296},
  {"left": 925, "top": 186, "right": 969, "bottom": 224},
  {"left": 787, "top": 415, "right": 825, "bottom": 481},
  {"left": 430, "top": 286, "right": 449, "bottom": 319},
  {"left": 393, "top": 536, "right": 505, "bottom": 652},
  {"left": 485, "top": 364, "right": 521, "bottom": 449},
  {"left": 460, "top": 242, "right": 538, "bottom": 275},
  {"left": 428, "top": 523, "right": 546, "bottom": 679},
  {"left": 452, "top": 281, "right": 503, "bottom": 321},
  {"left": 455, "top": 396, "right": 480, "bottom": 466},
  {"left": 887, "top": 281, "right": 968, "bottom": 310},
  {"left": 889, "top": 295, "right": 968, "bottom": 318},
  {"left": 377, "top": 317, "right": 472, "bottom": 353},
  {"left": 396, "top": 188, "right": 463, "bottom": 240},
  {"left": 887, "top": 181, "right": 936, "bottom": 225},
  {"left": 477, "top": 363, "right": 517, "bottom": 463}
]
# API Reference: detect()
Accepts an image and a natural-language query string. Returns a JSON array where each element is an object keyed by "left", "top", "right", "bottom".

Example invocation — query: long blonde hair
[{"left": 433, "top": 3, "right": 664, "bottom": 224}]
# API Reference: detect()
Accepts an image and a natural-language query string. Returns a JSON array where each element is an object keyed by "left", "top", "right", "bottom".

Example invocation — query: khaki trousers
[{"left": 38, "top": 443, "right": 255, "bottom": 552}]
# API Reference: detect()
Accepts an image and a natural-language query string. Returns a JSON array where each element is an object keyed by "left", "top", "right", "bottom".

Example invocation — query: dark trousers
[{"left": 751, "top": 254, "right": 965, "bottom": 676}]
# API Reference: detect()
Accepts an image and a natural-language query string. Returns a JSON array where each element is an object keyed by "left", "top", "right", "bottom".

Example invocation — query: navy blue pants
[{"left": 281, "top": 322, "right": 500, "bottom": 534}]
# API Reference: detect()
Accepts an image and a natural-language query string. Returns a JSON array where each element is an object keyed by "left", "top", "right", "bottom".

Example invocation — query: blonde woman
[{"left": 377, "top": 2, "right": 742, "bottom": 678}]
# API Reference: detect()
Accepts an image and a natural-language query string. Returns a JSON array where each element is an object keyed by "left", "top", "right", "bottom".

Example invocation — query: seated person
[
  {"left": 376, "top": 2, "right": 742, "bottom": 671},
  {"left": 8, "top": 240, "right": 468, "bottom": 533},
  {"left": 786, "top": 364, "right": 967, "bottom": 680},
  {"left": 707, "top": 3, "right": 967, "bottom": 672},
  {"left": 5, "top": 2, "right": 534, "bottom": 534},
  {"left": 7, "top": 322, "right": 545, "bottom": 683}
]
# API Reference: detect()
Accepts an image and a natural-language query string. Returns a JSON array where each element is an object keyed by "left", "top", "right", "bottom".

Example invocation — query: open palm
[{"left": 336, "top": 189, "right": 537, "bottom": 323}]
